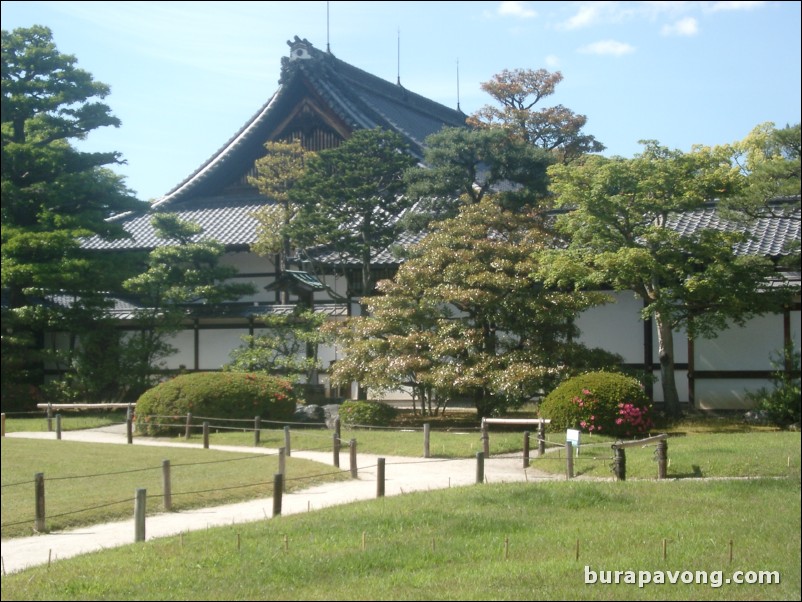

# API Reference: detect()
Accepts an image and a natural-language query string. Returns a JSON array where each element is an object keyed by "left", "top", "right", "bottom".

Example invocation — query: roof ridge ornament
[{"left": 288, "top": 36, "right": 314, "bottom": 62}]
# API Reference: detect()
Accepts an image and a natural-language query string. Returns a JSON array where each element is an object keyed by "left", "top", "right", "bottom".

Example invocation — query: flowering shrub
[
  {"left": 135, "top": 372, "right": 298, "bottom": 436},
  {"left": 539, "top": 372, "right": 652, "bottom": 438},
  {"left": 339, "top": 400, "right": 397, "bottom": 427}
]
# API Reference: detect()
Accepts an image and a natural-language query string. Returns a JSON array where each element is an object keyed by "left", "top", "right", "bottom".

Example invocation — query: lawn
[{"left": 1, "top": 478, "right": 799, "bottom": 600}]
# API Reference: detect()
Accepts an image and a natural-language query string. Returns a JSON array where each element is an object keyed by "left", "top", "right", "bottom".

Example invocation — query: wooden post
[
  {"left": 254, "top": 416, "right": 261, "bottom": 446},
  {"left": 55, "top": 414, "right": 62, "bottom": 440},
  {"left": 481, "top": 419, "right": 490, "bottom": 458},
  {"left": 332, "top": 431, "right": 340, "bottom": 467},
  {"left": 283, "top": 425, "right": 291, "bottom": 457},
  {"left": 1, "top": 413, "right": 5, "bottom": 437},
  {"left": 126, "top": 416, "right": 133, "bottom": 444},
  {"left": 134, "top": 488, "right": 146, "bottom": 542},
  {"left": 162, "top": 460, "right": 172, "bottom": 511},
  {"left": 522, "top": 431, "right": 530, "bottom": 468},
  {"left": 538, "top": 421, "right": 546, "bottom": 457},
  {"left": 349, "top": 439, "right": 358, "bottom": 478},
  {"left": 656, "top": 439, "right": 668, "bottom": 479},
  {"left": 184, "top": 413, "right": 193, "bottom": 439},
  {"left": 278, "top": 447, "right": 286, "bottom": 480},
  {"left": 377, "top": 457, "right": 385, "bottom": 498},
  {"left": 272, "top": 473, "right": 283, "bottom": 517},
  {"left": 613, "top": 446, "right": 626, "bottom": 481},
  {"left": 565, "top": 441, "right": 574, "bottom": 479},
  {"left": 423, "top": 423, "right": 431, "bottom": 458},
  {"left": 476, "top": 451, "right": 484, "bottom": 484},
  {"left": 35, "top": 472, "right": 45, "bottom": 533},
  {"left": 47, "top": 403, "right": 53, "bottom": 432},
  {"left": 334, "top": 416, "right": 341, "bottom": 444}
]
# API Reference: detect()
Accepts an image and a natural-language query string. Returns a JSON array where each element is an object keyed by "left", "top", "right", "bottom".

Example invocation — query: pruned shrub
[
  {"left": 539, "top": 371, "right": 652, "bottom": 438},
  {"left": 339, "top": 400, "right": 397, "bottom": 427},
  {"left": 135, "top": 372, "right": 298, "bottom": 436}
]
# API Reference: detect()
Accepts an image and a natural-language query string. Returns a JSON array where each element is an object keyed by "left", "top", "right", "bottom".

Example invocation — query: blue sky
[{"left": 2, "top": 1, "right": 800, "bottom": 202}]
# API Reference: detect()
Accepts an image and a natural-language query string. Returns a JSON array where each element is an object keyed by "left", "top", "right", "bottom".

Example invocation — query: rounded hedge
[
  {"left": 339, "top": 400, "right": 397, "bottom": 427},
  {"left": 539, "top": 371, "right": 652, "bottom": 438},
  {"left": 135, "top": 372, "right": 298, "bottom": 436}
]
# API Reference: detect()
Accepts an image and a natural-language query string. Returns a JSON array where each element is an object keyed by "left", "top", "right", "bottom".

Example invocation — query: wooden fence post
[
  {"left": 185, "top": 413, "right": 193, "bottom": 439},
  {"left": 613, "top": 446, "right": 626, "bottom": 481},
  {"left": 523, "top": 431, "right": 530, "bottom": 468},
  {"left": 162, "top": 459, "right": 172, "bottom": 511},
  {"left": 278, "top": 447, "right": 286, "bottom": 480},
  {"left": 332, "top": 432, "right": 340, "bottom": 467},
  {"left": 538, "top": 421, "right": 546, "bottom": 457},
  {"left": 565, "top": 441, "right": 574, "bottom": 479},
  {"left": 656, "top": 439, "right": 668, "bottom": 479},
  {"left": 272, "top": 473, "right": 283, "bottom": 517},
  {"left": 254, "top": 416, "right": 261, "bottom": 446},
  {"left": 476, "top": 451, "right": 485, "bottom": 484},
  {"left": 423, "top": 423, "right": 431, "bottom": 458},
  {"left": 283, "top": 425, "right": 291, "bottom": 457},
  {"left": 35, "top": 472, "right": 45, "bottom": 533},
  {"left": 134, "top": 488, "right": 146, "bottom": 542},
  {"left": 1, "top": 413, "right": 5, "bottom": 437},
  {"left": 47, "top": 403, "right": 53, "bottom": 432},
  {"left": 126, "top": 416, "right": 133, "bottom": 444},
  {"left": 377, "top": 457, "right": 385, "bottom": 498},
  {"left": 349, "top": 439, "right": 358, "bottom": 478},
  {"left": 55, "top": 414, "right": 62, "bottom": 440},
  {"left": 481, "top": 419, "right": 490, "bottom": 458}
]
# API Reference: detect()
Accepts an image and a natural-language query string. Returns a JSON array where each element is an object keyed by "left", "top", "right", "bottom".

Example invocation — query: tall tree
[
  {"left": 1, "top": 25, "right": 147, "bottom": 406},
  {"left": 288, "top": 128, "right": 416, "bottom": 296},
  {"left": 469, "top": 68, "right": 605, "bottom": 163},
  {"left": 247, "top": 139, "right": 315, "bottom": 302},
  {"left": 402, "top": 126, "right": 552, "bottom": 230},
  {"left": 121, "top": 214, "right": 255, "bottom": 395},
  {"left": 544, "top": 141, "right": 792, "bottom": 417},
  {"left": 328, "top": 197, "right": 617, "bottom": 417}
]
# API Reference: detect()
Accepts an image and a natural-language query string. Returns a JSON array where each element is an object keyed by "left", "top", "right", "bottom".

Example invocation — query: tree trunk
[{"left": 654, "top": 311, "right": 681, "bottom": 418}]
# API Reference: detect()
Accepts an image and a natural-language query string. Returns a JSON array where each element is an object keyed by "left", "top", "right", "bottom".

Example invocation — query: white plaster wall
[
  {"left": 199, "top": 328, "right": 250, "bottom": 369},
  {"left": 575, "top": 291, "right": 645, "bottom": 363},
  {"left": 694, "top": 313, "right": 785, "bottom": 371},
  {"left": 695, "top": 378, "right": 774, "bottom": 410},
  {"left": 161, "top": 330, "right": 195, "bottom": 369}
]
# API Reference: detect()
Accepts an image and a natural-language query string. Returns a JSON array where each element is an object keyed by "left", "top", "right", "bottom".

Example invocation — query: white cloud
[
  {"left": 544, "top": 54, "right": 561, "bottom": 68},
  {"left": 577, "top": 39, "right": 636, "bottom": 56},
  {"left": 559, "top": 4, "right": 604, "bottom": 30},
  {"left": 661, "top": 16, "right": 699, "bottom": 36},
  {"left": 709, "top": 1, "right": 767, "bottom": 12},
  {"left": 497, "top": 1, "right": 538, "bottom": 19}
]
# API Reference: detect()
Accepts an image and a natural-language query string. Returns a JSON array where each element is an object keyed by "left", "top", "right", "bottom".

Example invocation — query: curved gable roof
[{"left": 153, "top": 36, "right": 467, "bottom": 210}]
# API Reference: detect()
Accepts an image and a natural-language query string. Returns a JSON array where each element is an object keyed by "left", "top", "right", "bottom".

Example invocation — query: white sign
[{"left": 566, "top": 428, "right": 581, "bottom": 453}]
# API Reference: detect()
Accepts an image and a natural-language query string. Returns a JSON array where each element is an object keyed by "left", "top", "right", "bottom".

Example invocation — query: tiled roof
[
  {"left": 82, "top": 198, "right": 275, "bottom": 250},
  {"left": 664, "top": 201, "right": 800, "bottom": 258},
  {"left": 152, "top": 37, "right": 466, "bottom": 209}
]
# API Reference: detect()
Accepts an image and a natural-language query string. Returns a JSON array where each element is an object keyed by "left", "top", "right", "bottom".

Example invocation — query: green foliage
[
  {"left": 2, "top": 25, "right": 147, "bottom": 400},
  {"left": 339, "top": 400, "right": 397, "bottom": 427},
  {"left": 289, "top": 127, "right": 417, "bottom": 294},
  {"left": 545, "top": 140, "right": 790, "bottom": 417},
  {"left": 135, "top": 372, "right": 298, "bottom": 436},
  {"left": 226, "top": 308, "right": 330, "bottom": 382},
  {"left": 539, "top": 371, "right": 652, "bottom": 437},
  {"left": 328, "top": 198, "right": 616, "bottom": 418},
  {"left": 747, "top": 344, "right": 801, "bottom": 428}
]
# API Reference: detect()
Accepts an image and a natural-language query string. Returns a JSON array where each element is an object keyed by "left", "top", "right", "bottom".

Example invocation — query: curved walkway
[{"left": 1, "top": 426, "right": 570, "bottom": 575}]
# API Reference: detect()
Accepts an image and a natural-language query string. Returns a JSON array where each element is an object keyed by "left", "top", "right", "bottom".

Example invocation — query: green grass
[
  {"left": 1, "top": 478, "right": 799, "bottom": 600},
  {"left": 1, "top": 438, "right": 349, "bottom": 539},
  {"left": 2, "top": 410, "right": 129, "bottom": 433},
  {"left": 531, "top": 431, "right": 801, "bottom": 480}
]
